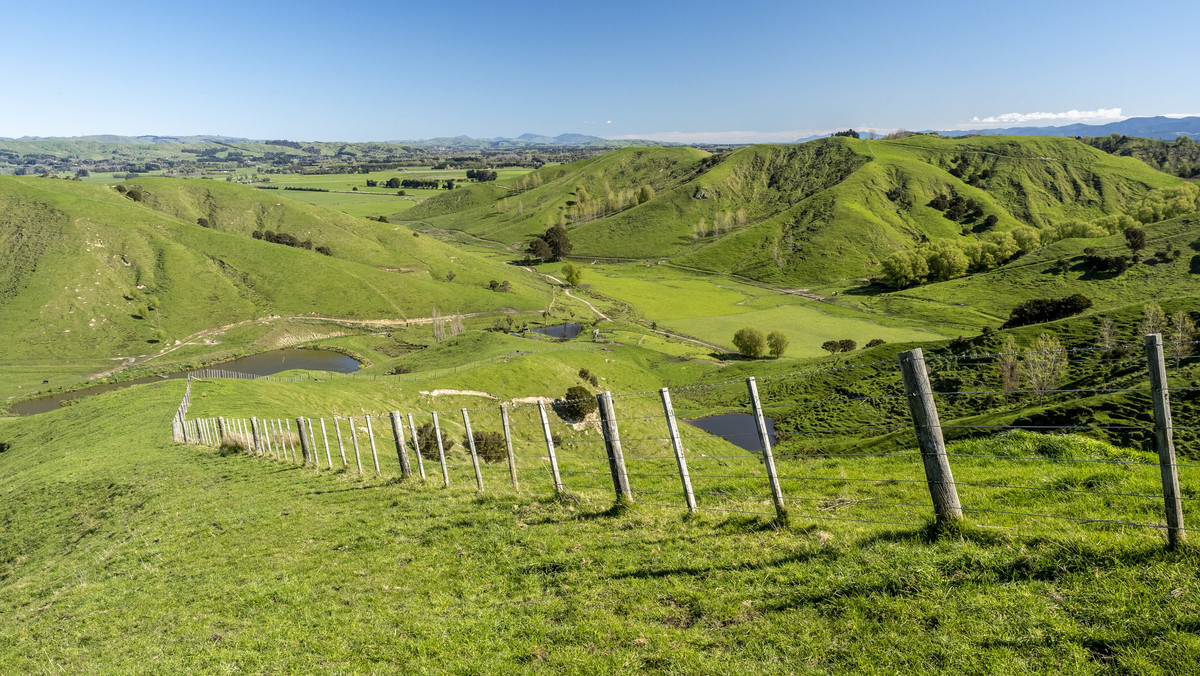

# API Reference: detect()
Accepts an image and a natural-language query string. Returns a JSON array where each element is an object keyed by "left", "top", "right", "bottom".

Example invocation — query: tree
[
  {"left": 925, "top": 241, "right": 969, "bottom": 281},
  {"left": 821, "top": 340, "right": 842, "bottom": 355},
  {"left": 1141, "top": 301, "right": 1166, "bottom": 337},
  {"left": 837, "top": 339, "right": 857, "bottom": 352},
  {"left": 385, "top": 177, "right": 401, "bottom": 189},
  {"left": 732, "top": 327, "right": 767, "bottom": 358},
  {"left": 1170, "top": 311, "right": 1195, "bottom": 358},
  {"left": 431, "top": 307, "right": 445, "bottom": 342},
  {"left": 1098, "top": 317, "right": 1117, "bottom": 351},
  {"left": 998, "top": 334, "right": 1020, "bottom": 395},
  {"left": 767, "top": 331, "right": 789, "bottom": 358},
  {"left": 1124, "top": 226, "right": 1147, "bottom": 256},
  {"left": 527, "top": 237, "right": 552, "bottom": 261},
  {"left": 1024, "top": 333, "right": 1066, "bottom": 400},
  {"left": 561, "top": 261, "right": 583, "bottom": 286},
  {"left": 544, "top": 225, "right": 572, "bottom": 260},
  {"left": 636, "top": 185, "right": 655, "bottom": 204}
]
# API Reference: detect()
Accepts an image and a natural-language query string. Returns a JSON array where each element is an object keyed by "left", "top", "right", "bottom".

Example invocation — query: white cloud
[{"left": 970, "top": 107, "right": 1125, "bottom": 126}]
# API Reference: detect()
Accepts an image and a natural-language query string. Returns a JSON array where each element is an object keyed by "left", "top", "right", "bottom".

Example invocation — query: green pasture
[
  {"left": 560, "top": 263, "right": 950, "bottom": 355},
  {"left": 4, "top": 376, "right": 1200, "bottom": 672}
]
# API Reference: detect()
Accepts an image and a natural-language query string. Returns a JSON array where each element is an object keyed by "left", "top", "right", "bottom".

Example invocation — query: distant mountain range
[
  {"left": 935, "top": 115, "right": 1200, "bottom": 141},
  {"left": 0, "top": 132, "right": 668, "bottom": 149}
]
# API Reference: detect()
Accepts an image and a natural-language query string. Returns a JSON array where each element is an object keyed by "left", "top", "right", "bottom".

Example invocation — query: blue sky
[{"left": 3, "top": 0, "right": 1198, "bottom": 143}]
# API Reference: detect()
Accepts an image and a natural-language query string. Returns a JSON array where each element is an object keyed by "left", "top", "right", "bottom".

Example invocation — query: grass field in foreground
[{"left": 3, "top": 380, "right": 1200, "bottom": 673}]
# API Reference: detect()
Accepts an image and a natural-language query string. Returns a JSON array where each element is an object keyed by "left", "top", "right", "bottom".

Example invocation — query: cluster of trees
[
  {"left": 821, "top": 339, "right": 856, "bottom": 354},
  {"left": 926, "top": 189, "right": 984, "bottom": 223},
  {"left": 486, "top": 279, "right": 512, "bottom": 292},
  {"left": 1083, "top": 133, "right": 1200, "bottom": 178},
  {"left": 691, "top": 209, "right": 749, "bottom": 240},
  {"left": 251, "top": 230, "right": 332, "bottom": 256},
  {"left": 732, "top": 328, "right": 789, "bottom": 358},
  {"left": 366, "top": 178, "right": 455, "bottom": 190},
  {"left": 879, "top": 229, "right": 1039, "bottom": 288},
  {"left": 1002, "top": 294, "right": 1093, "bottom": 329},
  {"left": 429, "top": 307, "right": 465, "bottom": 343},
  {"left": 527, "top": 224, "right": 571, "bottom": 262},
  {"left": 116, "top": 184, "right": 145, "bottom": 202},
  {"left": 282, "top": 186, "right": 328, "bottom": 192},
  {"left": 465, "top": 169, "right": 498, "bottom": 181}
]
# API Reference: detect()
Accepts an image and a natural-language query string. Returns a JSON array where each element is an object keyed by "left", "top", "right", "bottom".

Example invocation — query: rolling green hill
[
  {"left": 404, "top": 136, "right": 1182, "bottom": 285},
  {"left": 0, "top": 176, "right": 548, "bottom": 398}
]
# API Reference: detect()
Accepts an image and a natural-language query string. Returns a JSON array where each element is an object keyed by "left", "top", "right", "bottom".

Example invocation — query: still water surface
[
  {"left": 11, "top": 349, "right": 360, "bottom": 416},
  {"left": 683, "top": 413, "right": 776, "bottom": 452}
]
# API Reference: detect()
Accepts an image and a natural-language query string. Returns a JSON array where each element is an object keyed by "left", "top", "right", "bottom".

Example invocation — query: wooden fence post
[
  {"left": 660, "top": 387, "right": 697, "bottom": 513},
  {"left": 408, "top": 413, "right": 426, "bottom": 480},
  {"left": 537, "top": 401, "right": 564, "bottom": 494},
  {"left": 348, "top": 416, "right": 363, "bottom": 474},
  {"left": 320, "top": 419, "right": 333, "bottom": 467},
  {"left": 285, "top": 419, "right": 298, "bottom": 462},
  {"left": 307, "top": 419, "right": 319, "bottom": 468},
  {"left": 462, "top": 409, "right": 484, "bottom": 492},
  {"left": 296, "top": 417, "right": 312, "bottom": 464},
  {"left": 251, "top": 418, "right": 263, "bottom": 456},
  {"left": 1145, "top": 333, "right": 1187, "bottom": 549},
  {"left": 432, "top": 412, "right": 450, "bottom": 487},
  {"left": 334, "top": 417, "right": 347, "bottom": 467},
  {"left": 597, "top": 392, "right": 633, "bottom": 503},
  {"left": 218, "top": 417, "right": 229, "bottom": 447},
  {"left": 746, "top": 377, "right": 788, "bottom": 523},
  {"left": 898, "top": 348, "right": 963, "bottom": 525},
  {"left": 391, "top": 411, "right": 413, "bottom": 478},
  {"left": 501, "top": 403, "right": 519, "bottom": 491},
  {"left": 365, "top": 415, "right": 381, "bottom": 476}
]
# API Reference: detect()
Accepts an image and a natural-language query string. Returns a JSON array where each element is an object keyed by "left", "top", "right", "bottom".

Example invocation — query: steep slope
[
  {"left": 403, "top": 136, "right": 1181, "bottom": 285},
  {"left": 0, "top": 176, "right": 547, "bottom": 367},
  {"left": 399, "top": 146, "right": 711, "bottom": 245}
]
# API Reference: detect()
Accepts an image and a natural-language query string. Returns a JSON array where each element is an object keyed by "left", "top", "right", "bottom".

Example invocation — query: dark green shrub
[
  {"left": 468, "top": 430, "right": 506, "bottom": 463},
  {"left": 416, "top": 422, "right": 453, "bottom": 460},
  {"left": 561, "top": 385, "right": 597, "bottom": 419}
]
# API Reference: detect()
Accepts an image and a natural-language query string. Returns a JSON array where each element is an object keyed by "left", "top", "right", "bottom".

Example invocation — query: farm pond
[
  {"left": 684, "top": 413, "right": 776, "bottom": 452},
  {"left": 11, "top": 349, "right": 360, "bottom": 416}
]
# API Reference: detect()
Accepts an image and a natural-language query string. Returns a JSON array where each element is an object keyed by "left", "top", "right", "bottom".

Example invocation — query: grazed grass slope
[
  {"left": 0, "top": 176, "right": 548, "bottom": 398},
  {"left": 2, "top": 377, "right": 1200, "bottom": 673}
]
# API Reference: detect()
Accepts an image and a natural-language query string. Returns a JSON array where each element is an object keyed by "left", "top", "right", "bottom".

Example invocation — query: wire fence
[{"left": 175, "top": 334, "right": 1198, "bottom": 548}]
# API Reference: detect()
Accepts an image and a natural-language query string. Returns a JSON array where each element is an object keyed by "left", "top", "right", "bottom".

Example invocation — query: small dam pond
[
  {"left": 529, "top": 323, "right": 583, "bottom": 339},
  {"left": 10, "top": 348, "right": 360, "bottom": 416},
  {"left": 684, "top": 413, "right": 776, "bottom": 453}
]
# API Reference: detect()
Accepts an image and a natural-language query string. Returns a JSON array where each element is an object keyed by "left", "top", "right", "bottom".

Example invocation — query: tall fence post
[
  {"left": 660, "top": 387, "right": 697, "bottom": 513},
  {"left": 333, "top": 417, "right": 347, "bottom": 467},
  {"left": 746, "top": 377, "right": 788, "bottom": 523},
  {"left": 408, "top": 413, "right": 426, "bottom": 480},
  {"left": 462, "top": 409, "right": 484, "bottom": 492},
  {"left": 307, "top": 419, "right": 319, "bottom": 468},
  {"left": 296, "top": 417, "right": 312, "bottom": 464},
  {"left": 320, "top": 419, "right": 332, "bottom": 467},
  {"left": 1145, "top": 333, "right": 1187, "bottom": 549},
  {"left": 898, "top": 348, "right": 963, "bottom": 525},
  {"left": 365, "top": 415, "right": 381, "bottom": 476},
  {"left": 391, "top": 411, "right": 413, "bottom": 478},
  {"left": 501, "top": 403, "right": 519, "bottom": 491},
  {"left": 597, "top": 392, "right": 632, "bottom": 503},
  {"left": 250, "top": 418, "right": 262, "bottom": 455},
  {"left": 537, "top": 401, "right": 564, "bottom": 494},
  {"left": 285, "top": 419, "right": 298, "bottom": 462},
  {"left": 348, "top": 416, "right": 363, "bottom": 474},
  {"left": 432, "top": 412, "right": 450, "bottom": 487}
]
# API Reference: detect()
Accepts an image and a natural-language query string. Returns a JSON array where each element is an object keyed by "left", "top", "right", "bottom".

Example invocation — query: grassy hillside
[
  {"left": 4, "top": 367, "right": 1200, "bottom": 671},
  {"left": 403, "top": 137, "right": 1181, "bottom": 286},
  {"left": 0, "top": 176, "right": 549, "bottom": 399},
  {"left": 400, "top": 146, "right": 711, "bottom": 246}
]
